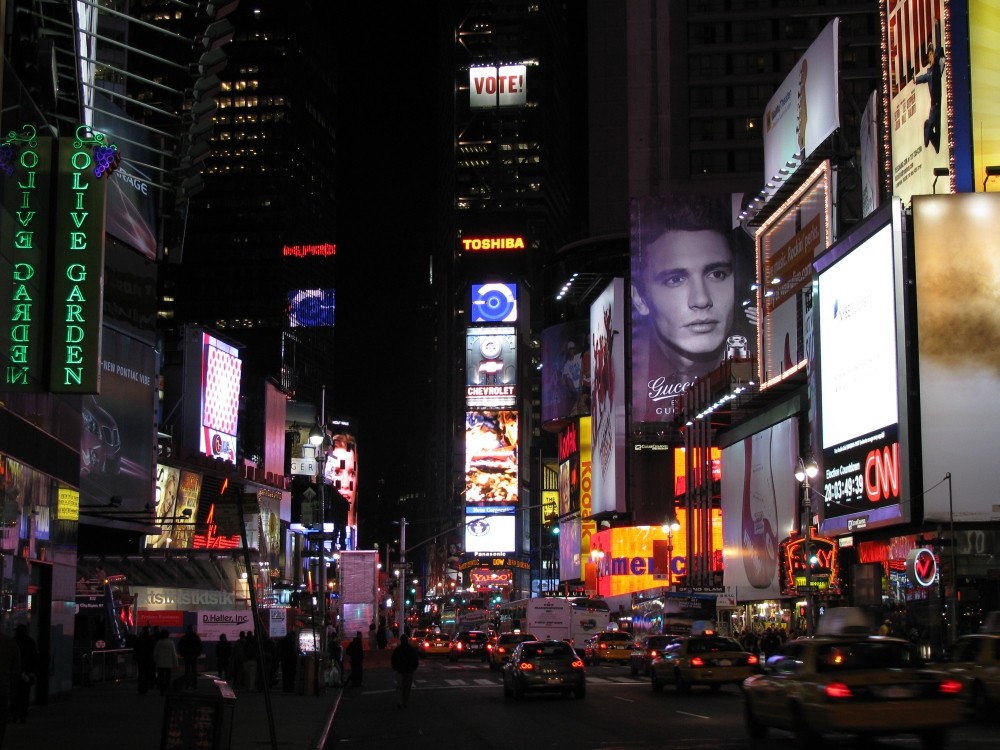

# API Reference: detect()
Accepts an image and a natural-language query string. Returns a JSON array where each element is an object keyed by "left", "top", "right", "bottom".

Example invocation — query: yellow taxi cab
[
  {"left": 742, "top": 609, "right": 964, "bottom": 747},
  {"left": 487, "top": 632, "right": 538, "bottom": 671},
  {"left": 584, "top": 630, "right": 634, "bottom": 666},
  {"left": 419, "top": 632, "right": 452, "bottom": 657},
  {"left": 935, "top": 612, "right": 1000, "bottom": 716},
  {"left": 649, "top": 630, "right": 758, "bottom": 692}
]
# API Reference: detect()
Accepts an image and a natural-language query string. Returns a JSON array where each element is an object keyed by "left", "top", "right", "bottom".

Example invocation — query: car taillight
[
  {"left": 690, "top": 657, "right": 704, "bottom": 667},
  {"left": 519, "top": 662, "right": 535, "bottom": 671},
  {"left": 599, "top": 643, "right": 608, "bottom": 650},
  {"left": 824, "top": 682, "right": 853, "bottom": 699},
  {"left": 939, "top": 679, "right": 963, "bottom": 695},
  {"left": 571, "top": 659, "right": 585, "bottom": 669},
  {"left": 456, "top": 642, "right": 464, "bottom": 650},
  {"left": 498, "top": 647, "right": 507, "bottom": 655},
  {"left": 747, "top": 654, "right": 759, "bottom": 666},
  {"left": 649, "top": 650, "right": 658, "bottom": 658}
]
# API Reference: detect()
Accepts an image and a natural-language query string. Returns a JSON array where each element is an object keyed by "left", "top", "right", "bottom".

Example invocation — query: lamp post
[
  {"left": 309, "top": 388, "right": 326, "bottom": 696},
  {"left": 794, "top": 457, "right": 819, "bottom": 635},
  {"left": 662, "top": 518, "right": 680, "bottom": 590},
  {"left": 946, "top": 472, "right": 958, "bottom": 643}
]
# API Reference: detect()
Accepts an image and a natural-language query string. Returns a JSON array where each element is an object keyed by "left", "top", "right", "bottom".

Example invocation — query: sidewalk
[{"left": 1, "top": 653, "right": 398, "bottom": 750}]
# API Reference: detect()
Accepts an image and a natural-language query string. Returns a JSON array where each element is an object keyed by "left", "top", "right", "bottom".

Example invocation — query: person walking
[
  {"left": 231, "top": 632, "right": 246, "bottom": 689},
  {"left": 390, "top": 634, "right": 419, "bottom": 708},
  {"left": 215, "top": 634, "right": 233, "bottom": 682},
  {"left": 0, "top": 620, "right": 20, "bottom": 748},
  {"left": 152, "top": 629, "right": 179, "bottom": 696},
  {"left": 279, "top": 630, "right": 298, "bottom": 693},
  {"left": 177, "top": 624, "right": 203, "bottom": 689},
  {"left": 344, "top": 632, "right": 364, "bottom": 687},
  {"left": 135, "top": 625, "right": 156, "bottom": 695},
  {"left": 11, "top": 625, "right": 37, "bottom": 723},
  {"left": 244, "top": 631, "right": 259, "bottom": 691}
]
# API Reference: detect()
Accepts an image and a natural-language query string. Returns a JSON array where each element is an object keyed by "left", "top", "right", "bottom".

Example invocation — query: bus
[
  {"left": 630, "top": 593, "right": 718, "bottom": 637},
  {"left": 498, "top": 596, "right": 611, "bottom": 646}
]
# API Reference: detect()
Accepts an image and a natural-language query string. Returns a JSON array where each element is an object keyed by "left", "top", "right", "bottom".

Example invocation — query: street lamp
[
  {"left": 794, "top": 456, "right": 819, "bottom": 635},
  {"left": 661, "top": 518, "right": 680, "bottom": 590}
]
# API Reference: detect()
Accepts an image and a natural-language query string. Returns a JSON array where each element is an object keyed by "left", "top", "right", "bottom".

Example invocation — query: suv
[{"left": 449, "top": 630, "right": 489, "bottom": 662}]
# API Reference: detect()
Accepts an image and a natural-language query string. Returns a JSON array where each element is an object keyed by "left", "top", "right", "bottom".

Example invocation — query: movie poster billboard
[
  {"left": 884, "top": 0, "right": 953, "bottom": 203},
  {"left": 541, "top": 320, "right": 590, "bottom": 424},
  {"left": 465, "top": 410, "right": 518, "bottom": 507},
  {"left": 631, "top": 195, "right": 756, "bottom": 422},
  {"left": 720, "top": 417, "right": 799, "bottom": 602},
  {"left": 913, "top": 193, "right": 1000, "bottom": 522},
  {"left": 79, "top": 327, "right": 156, "bottom": 512},
  {"left": 755, "top": 163, "right": 832, "bottom": 385},
  {"left": 466, "top": 326, "right": 517, "bottom": 408},
  {"left": 590, "top": 280, "right": 626, "bottom": 515},
  {"left": 557, "top": 420, "right": 580, "bottom": 516},
  {"left": 814, "top": 200, "right": 911, "bottom": 535}
]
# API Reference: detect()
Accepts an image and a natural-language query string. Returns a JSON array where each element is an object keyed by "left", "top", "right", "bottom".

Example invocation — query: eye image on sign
[{"left": 471, "top": 282, "right": 518, "bottom": 322}]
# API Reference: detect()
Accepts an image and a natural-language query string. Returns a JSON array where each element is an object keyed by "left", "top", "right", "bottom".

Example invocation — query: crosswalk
[{"left": 431, "top": 674, "right": 649, "bottom": 688}]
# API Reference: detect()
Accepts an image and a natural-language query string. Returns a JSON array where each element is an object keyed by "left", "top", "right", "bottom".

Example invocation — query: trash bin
[{"left": 161, "top": 679, "right": 235, "bottom": 750}]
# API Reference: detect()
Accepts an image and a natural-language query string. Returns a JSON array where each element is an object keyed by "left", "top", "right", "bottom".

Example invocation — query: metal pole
[
  {"left": 398, "top": 517, "right": 408, "bottom": 636},
  {"left": 947, "top": 472, "right": 958, "bottom": 643},
  {"left": 319, "top": 385, "right": 327, "bottom": 635},
  {"left": 667, "top": 531, "right": 673, "bottom": 591},
  {"left": 803, "top": 475, "right": 814, "bottom": 636}
]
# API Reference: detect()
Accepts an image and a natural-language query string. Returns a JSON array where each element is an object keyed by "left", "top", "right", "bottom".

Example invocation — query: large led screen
[
  {"left": 464, "top": 509, "right": 516, "bottom": 554},
  {"left": 196, "top": 332, "right": 241, "bottom": 463},
  {"left": 720, "top": 417, "right": 799, "bottom": 601},
  {"left": 466, "top": 326, "right": 517, "bottom": 407},
  {"left": 884, "top": 0, "right": 953, "bottom": 203},
  {"left": 288, "top": 289, "right": 335, "bottom": 328},
  {"left": 470, "top": 282, "right": 518, "bottom": 323},
  {"left": 631, "top": 196, "right": 756, "bottom": 423},
  {"left": 814, "top": 200, "right": 910, "bottom": 535},
  {"left": 541, "top": 320, "right": 591, "bottom": 424},
  {"left": 914, "top": 193, "right": 1000, "bottom": 523},
  {"left": 465, "top": 410, "right": 518, "bottom": 507}
]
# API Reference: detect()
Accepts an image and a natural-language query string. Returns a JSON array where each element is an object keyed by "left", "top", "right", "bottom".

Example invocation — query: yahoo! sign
[{"left": 470, "top": 65, "right": 528, "bottom": 109}]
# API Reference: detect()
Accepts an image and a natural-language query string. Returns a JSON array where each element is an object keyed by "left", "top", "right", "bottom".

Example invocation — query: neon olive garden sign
[{"left": 1, "top": 124, "right": 118, "bottom": 392}]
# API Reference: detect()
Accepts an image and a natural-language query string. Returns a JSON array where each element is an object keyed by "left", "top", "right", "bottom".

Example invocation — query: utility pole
[{"left": 398, "top": 517, "right": 408, "bottom": 636}]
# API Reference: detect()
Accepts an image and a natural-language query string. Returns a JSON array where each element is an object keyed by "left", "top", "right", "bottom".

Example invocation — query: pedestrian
[
  {"left": 390, "top": 634, "right": 419, "bottom": 708},
  {"left": 376, "top": 621, "right": 388, "bottom": 650},
  {"left": 244, "top": 631, "right": 259, "bottom": 691},
  {"left": 135, "top": 625, "right": 156, "bottom": 694},
  {"left": 231, "top": 632, "right": 246, "bottom": 689},
  {"left": 11, "top": 624, "right": 38, "bottom": 723},
  {"left": 0, "top": 617, "right": 20, "bottom": 748},
  {"left": 177, "top": 624, "right": 203, "bottom": 689},
  {"left": 279, "top": 630, "right": 298, "bottom": 692},
  {"left": 760, "top": 627, "right": 780, "bottom": 660},
  {"left": 345, "top": 631, "right": 364, "bottom": 687},
  {"left": 879, "top": 619, "right": 892, "bottom": 636},
  {"left": 368, "top": 622, "right": 377, "bottom": 650},
  {"left": 152, "top": 629, "right": 179, "bottom": 696},
  {"left": 215, "top": 634, "right": 233, "bottom": 681},
  {"left": 328, "top": 633, "right": 344, "bottom": 684}
]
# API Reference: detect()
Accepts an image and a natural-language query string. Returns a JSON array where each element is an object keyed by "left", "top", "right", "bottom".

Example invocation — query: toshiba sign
[{"left": 461, "top": 236, "right": 526, "bottom": 252}]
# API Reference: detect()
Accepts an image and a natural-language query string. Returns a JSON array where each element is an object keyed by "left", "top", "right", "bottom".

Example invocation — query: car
[
  {"left": 935, "top": 619, "right": 1000, "bottom": 716},
  {"left": 650, "top": 633, "right": 759, "bottom": 692},
  {"left": 742, "top": 634, "right": 964, "bottom": 747},
  {"left": 487, "top": 632, "right": 538, "bottom": 671},
  {"left": 449, "top": 630, "right": 489, "bottom": 662},
  {"left": 419, "top": 633, "right": 452, "bottom": 657},
  {"left": 584, "top": 630, "right": 635, "bottom": 666},
  {"left": 502, "top": 639, "right": 586, "bottom": 700},
  {"left": 630, "top": 634, "right": 680, "bottom": 677}
]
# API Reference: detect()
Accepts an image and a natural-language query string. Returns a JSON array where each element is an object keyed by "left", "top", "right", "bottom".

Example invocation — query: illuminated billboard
[
  {"left": 968, "top": 1, "right": 1000, "bottom": 193},
  {"left": 465, "top": 410, "right": 518, "bottom": 507},
  {"left": 466, "top": 326, "right": 517, "bottom": 407},
  {"left": 720, "top": 417, "right": 799, "bottom": 601},
  {"left": 755, "top": 163, "right": 833, "bottom": 385},
  {"left": 557, "top": 421, "right": 580, "bottom": 516},
  {"left": 914, "top": 193, "right": 1000, "bottom": 523},
  {"left": 470, "top": 282, "right": 518, "bottom": 323},
  {"left": 541, "top": 320, "right": 590, "bottom": 424},
  {"left": 884, "top": 0, "right": 953, "bottom": 202},
  {"left": 288, "top": 289, "right": 335, "bottom": 328},
  {"left": 464, "top": 508, "right": 516, "bottom": 554},
  {"left": 469, "top": 65, "right": 528, "bottom": 108},
  {"left": 182, "top": 328, "right": 241, "bottom": 464},
  {"left": 591, "top": 280, "right": 626, "bottom": 515},
  {"left": 631, "top": 195, "right": 756, "bottom": 422},
  {"left": 814, "top": 199, "right": 911, "bottom": 535}
]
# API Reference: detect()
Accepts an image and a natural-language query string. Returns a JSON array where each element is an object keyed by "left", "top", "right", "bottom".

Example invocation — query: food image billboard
[
  {"left": 883, "top": 0, "right": 953, "bottom": 202},
  {"left": 464, "top": 410, "right": 518, "bottom": 507}
]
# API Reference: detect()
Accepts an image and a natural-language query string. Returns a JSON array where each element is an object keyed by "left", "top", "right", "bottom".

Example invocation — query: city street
[{"left": 330, "top": 658, "right": 998, "bottom": 749}]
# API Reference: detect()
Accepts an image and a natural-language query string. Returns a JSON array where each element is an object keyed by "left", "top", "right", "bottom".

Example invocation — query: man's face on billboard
[
  {"left": 632, "top": 228, "right": 735, "bottom": 364},
  {"left": 329, "top": 446, "right": 357, "bottom": 504}
]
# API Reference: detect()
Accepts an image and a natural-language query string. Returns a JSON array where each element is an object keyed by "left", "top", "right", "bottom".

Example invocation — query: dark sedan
[{"left": 503, "top": 640, "right": 586, "bottom": 700}]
